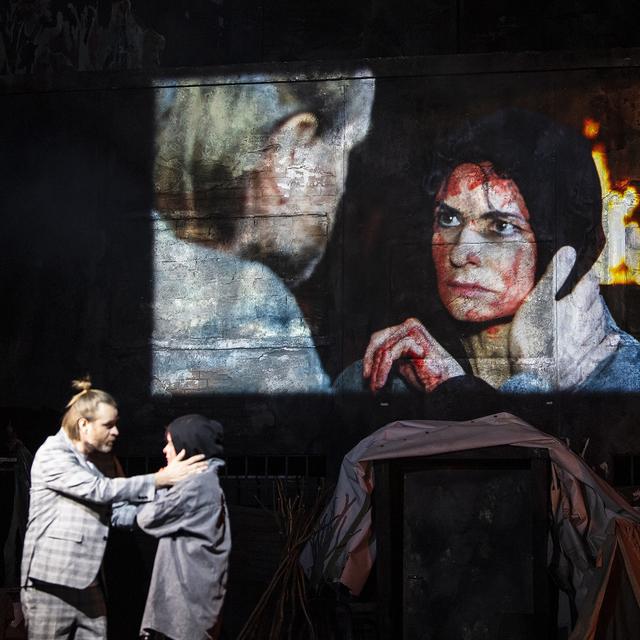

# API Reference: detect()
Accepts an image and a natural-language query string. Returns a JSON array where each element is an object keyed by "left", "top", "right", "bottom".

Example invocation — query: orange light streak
[
  {"left": 583, "top": 118, "right": 600, "bottom": 139},
  {"left": 584, "top": 119, "right": 640, "bottom": 285},
  {"left": 610, "top": 260, "right": 632, "bottom": 284}
]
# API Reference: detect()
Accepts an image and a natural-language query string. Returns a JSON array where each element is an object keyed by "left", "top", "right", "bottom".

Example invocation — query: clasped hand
[
  {"left": 363, "top": 247, "right": 619, "bottom": 393},
  {"left": 363, "top": 317, "right": 464, "bottom": 393}
]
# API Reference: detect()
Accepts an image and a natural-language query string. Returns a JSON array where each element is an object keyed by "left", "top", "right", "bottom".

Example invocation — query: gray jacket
[
  {"left": 21, "top": 429, "right": 155, "bottom": 589},
  {"left": 137, "top": 459, "right": 230, "bottom": 640}
]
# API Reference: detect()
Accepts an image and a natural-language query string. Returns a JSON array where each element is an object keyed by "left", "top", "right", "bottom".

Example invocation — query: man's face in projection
[
  {"left": 242, "top": 94, "right": 375, "bottom": 286},
  {"left": 431, "top": 162, "right": 537, "bottom": 323},
  {"left": 154, "top": 81, "right": 375, "bottom": 288}
]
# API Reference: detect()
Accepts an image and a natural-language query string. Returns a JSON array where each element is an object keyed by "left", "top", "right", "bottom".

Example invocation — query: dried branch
[{"left": 237, "top": 481, "right": 330, "bottom": 640}]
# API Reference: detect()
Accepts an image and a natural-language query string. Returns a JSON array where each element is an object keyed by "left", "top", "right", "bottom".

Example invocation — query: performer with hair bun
[{"left": 20, "top": 378, "right": 208, "bottom": 640}]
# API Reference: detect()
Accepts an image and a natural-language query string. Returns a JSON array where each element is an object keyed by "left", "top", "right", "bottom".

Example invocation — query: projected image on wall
[
  {"left": 338, "top": 109, "right": 640, "bottom": 397},
  {"left": 147, "top": 66, "right": 640, "bottom": 407},
  {"left": 150, "top": 75, "right": 375, "bottom": 395}
]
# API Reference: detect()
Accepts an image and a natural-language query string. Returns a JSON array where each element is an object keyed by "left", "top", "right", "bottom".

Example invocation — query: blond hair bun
[
  {"left": 66, "top": 377, "right": 93, "bottom": 408},
  {"left": 71, "top": 377, "right": 92, "bottom": 392}
]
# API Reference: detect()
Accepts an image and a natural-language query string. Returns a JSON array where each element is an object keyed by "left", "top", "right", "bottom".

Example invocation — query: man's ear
[
  {"left": 269, "top": 112, "right": 319, "bottom": 157},
  {"left": 244, "top": 112, "right": 320, "bottom": 214},
  {"left": 78, "top": 417, "right": 88, "bottom": 431}
]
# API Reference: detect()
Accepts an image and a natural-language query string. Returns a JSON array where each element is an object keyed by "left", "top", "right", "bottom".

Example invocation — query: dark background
[
  {"left": 3, "top": 3, "right": 640, "bottom": 637},
  {"left": 5, "top": 0, "right": 640, "bottom": 71},
  {"left": 1, "top": 0, "right": 640, "bottom": 440}
]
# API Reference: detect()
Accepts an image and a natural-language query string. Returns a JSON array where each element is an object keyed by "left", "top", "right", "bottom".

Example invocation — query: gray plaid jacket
[{"left": 21, "top": 429, "right": 155, "bottom": 589}]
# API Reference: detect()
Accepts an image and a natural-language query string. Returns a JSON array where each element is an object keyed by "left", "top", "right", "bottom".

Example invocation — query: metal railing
[{"left": 118, "top": 454, "right": 326, "bottom": 508}]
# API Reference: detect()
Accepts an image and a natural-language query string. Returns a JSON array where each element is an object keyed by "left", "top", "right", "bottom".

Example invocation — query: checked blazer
[{"left": 21, "top": 429, "right": 155, "bottom": 590}]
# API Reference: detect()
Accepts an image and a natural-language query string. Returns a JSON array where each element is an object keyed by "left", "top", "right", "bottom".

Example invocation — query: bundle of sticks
[{"left": 236, "top": 481, "right": 330, "bottom": 640}]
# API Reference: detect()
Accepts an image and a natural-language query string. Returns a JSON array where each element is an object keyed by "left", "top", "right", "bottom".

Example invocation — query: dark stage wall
[
  {"left": 3, "top": 1, "right": 640, "bottom": 491},
  {"left": 3, "top": 52, "right": 640, "bottom": 491}
]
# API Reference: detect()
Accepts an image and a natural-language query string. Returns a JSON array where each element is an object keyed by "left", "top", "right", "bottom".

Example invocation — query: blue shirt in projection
[
  {"left": 335, "top": 303, "right": 640, "bottom": 397},
  {"left": 151, "top": 213, "right": 330, "bottom": 395}
]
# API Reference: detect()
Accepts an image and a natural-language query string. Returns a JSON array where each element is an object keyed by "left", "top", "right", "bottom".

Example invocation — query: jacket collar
[{"left": 58, "top": 428, "right": 96, "bottom": 472}]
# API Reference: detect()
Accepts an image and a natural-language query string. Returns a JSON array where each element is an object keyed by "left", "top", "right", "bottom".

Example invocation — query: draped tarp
[{"left": 300, "top": 412, "right": 640, "bottom": 638}]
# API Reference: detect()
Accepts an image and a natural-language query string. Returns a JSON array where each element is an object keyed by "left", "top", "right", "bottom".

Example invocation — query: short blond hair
[{"left": 61, "top": 378, "right": 117, "bottom": 440}]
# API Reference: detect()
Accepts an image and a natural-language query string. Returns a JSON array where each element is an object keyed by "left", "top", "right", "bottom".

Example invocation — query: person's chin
[{"left": 448, "top": 304, "right": 500, "bottom": 323}]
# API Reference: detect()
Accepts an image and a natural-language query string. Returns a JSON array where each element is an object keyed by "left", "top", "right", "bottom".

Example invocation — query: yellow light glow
[
  {"left": 587, "top": 123, "right": 640, "bottom": 285},
  {"left": 583, "top": 118, "right": 601, "bottom": 139},
  {"left": 609, "top": 260, "right": 632, "bottom": 284}
]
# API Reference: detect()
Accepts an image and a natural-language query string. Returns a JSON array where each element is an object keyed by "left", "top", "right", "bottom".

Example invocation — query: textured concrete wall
[{"left": 3, "top": 54, "right": 640, "bottom": 484}]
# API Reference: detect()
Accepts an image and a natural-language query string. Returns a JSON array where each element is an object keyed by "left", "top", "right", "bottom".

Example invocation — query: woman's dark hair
[
  {"left": 425, "top": 108, "right": 604, "bottom": 300},
  {"left": 167, "top": 414, "right": 224, "bottom": 460}
]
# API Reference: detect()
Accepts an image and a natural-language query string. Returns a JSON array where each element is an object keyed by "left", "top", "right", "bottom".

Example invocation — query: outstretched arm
[
  {"left": 137, "top": 484, "right": 196, "bottom": 537},
  {"left": 35, "top": 445, "right": 155, "bottom": 505},
  {"left": 36, "top": 444, "right": 207, "bottom": 506}
]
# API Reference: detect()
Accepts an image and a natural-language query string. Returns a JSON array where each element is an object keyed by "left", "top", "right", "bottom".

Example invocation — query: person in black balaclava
[
  {"left": 137, "top": 415, "right": 230, "bottom": 640},
  {"left": 166, "top": 414, "right": 225, "bottom": 461}
]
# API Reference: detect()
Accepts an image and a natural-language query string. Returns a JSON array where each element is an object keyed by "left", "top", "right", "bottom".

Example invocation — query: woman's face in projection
[{"left": 432, "top": 162, "right": 537, "bottom": 323}]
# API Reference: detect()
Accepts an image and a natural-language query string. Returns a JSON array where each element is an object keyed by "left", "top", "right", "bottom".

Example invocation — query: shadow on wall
[{"left": 0, "top": 77, "right": 156, "bottom": 413}]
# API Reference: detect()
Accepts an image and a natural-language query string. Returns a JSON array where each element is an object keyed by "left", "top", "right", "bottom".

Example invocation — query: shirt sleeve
[
  {"left": 136, "top": 483, "right": 195, "bottom": 537},
  {"left": 34, "top": 443, "right": 155, "bottom": 505},
  {"left": 111, "top": 501, "right": 142, "bottom": 529}
]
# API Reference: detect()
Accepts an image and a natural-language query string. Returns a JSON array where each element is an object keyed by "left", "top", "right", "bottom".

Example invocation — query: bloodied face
[{"left": 432, "top": 162, "right": 537, "bottom": 323}]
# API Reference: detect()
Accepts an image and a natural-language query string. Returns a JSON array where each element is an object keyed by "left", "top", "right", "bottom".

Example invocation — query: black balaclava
[{"left": 168, "top": 414, "right": 224, "bottom": 460}]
